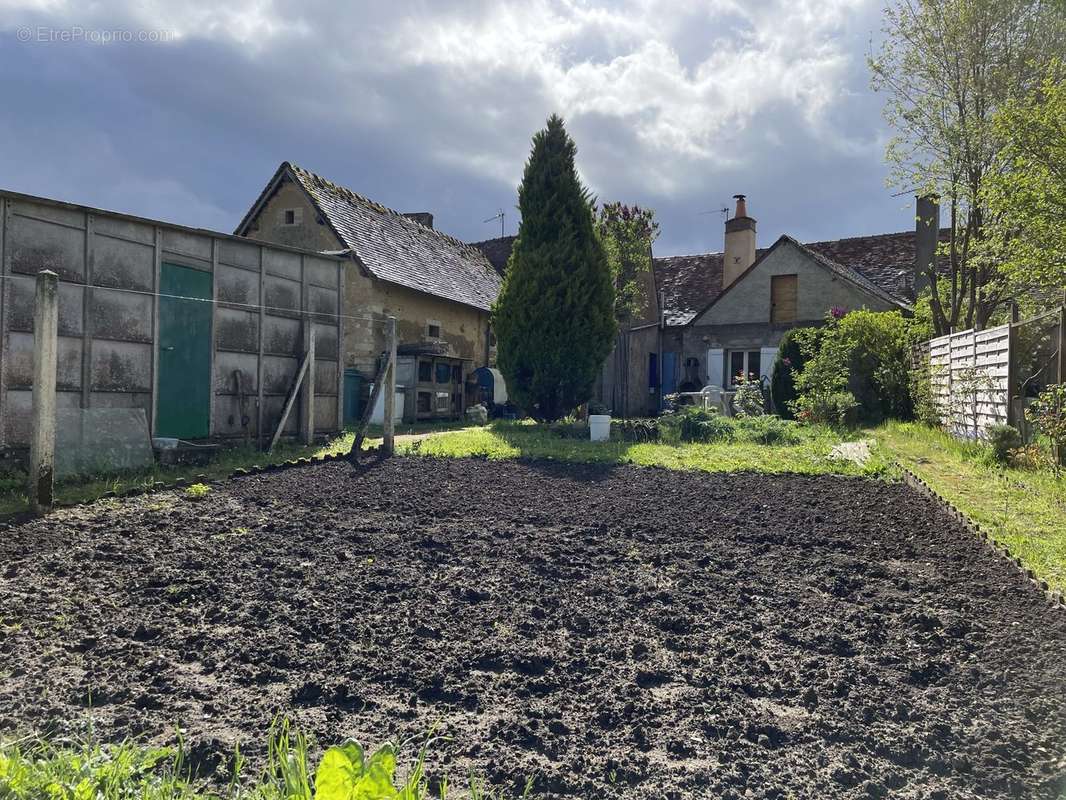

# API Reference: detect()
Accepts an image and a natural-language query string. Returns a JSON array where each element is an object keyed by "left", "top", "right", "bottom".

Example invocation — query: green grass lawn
[
  {"left": 872, "top": 420, "right": 1066, "bottom": 594},
  {"left": 401, "top": 420, "right": 895, "bottom": 479}
]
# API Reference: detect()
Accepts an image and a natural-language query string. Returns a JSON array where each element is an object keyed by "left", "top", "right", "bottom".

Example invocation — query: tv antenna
[
  {"left": 483, "top": 209, "right": 505, "bottom": 237},
  {"left": 698, "top": 205, "right": 730, "bottom": 219}
]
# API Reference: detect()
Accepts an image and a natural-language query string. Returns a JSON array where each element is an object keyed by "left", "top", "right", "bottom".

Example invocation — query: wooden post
[
  {"left": 301, "top": 325, "right": 316, "bottom": 446},
  {"left": 383, "top": 315, "right": 397, "bottom": 454},
  {"left": 29, "top": 270, "right": 59, "bottom": 514},
  {"left": 1057, "top": 305, "right": 1066, "bottom": 466}
]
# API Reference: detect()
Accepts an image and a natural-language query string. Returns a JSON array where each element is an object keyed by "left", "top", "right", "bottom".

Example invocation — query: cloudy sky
[{"left": 0, "top": 0, "right": 917, "bottom": 256}]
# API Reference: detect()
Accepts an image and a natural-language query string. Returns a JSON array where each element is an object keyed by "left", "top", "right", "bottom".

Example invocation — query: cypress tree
[{"left": 492, "top": 115, "right": 616, "bottom": 422}]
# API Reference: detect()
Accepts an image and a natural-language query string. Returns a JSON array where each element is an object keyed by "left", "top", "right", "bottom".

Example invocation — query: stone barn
[{"left": 0, "top": 189, "right": 346, "bottom": 450}]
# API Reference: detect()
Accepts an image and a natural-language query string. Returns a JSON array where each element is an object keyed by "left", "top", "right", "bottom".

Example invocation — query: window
[
  {"left": 427, "top": 322, "right": 441, "bottom": 339},
  {"left": 435, "top": 392, "right": 450, "bottom": 412},
  {"left": 281, "top": 208, "right": 302, "bottom": 226},
  {"left": 728, "top": 350, "right": 762, "bottom": 386},
  {"left": 770, "top": 274, "right": 798, "bottom": 323},
  {"left": 417, "top": 391, "right": 432, "bottom": 413},
  {"left": 435, "top": 362, "right": 452, "bottom": 384},
  {"left": 418, "top": 360, "right": 433, "bottom": 383}
]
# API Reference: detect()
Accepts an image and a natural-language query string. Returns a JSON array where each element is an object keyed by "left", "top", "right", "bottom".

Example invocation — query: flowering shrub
[{"left": 732, "top": 373, "right": 766, "bottom": 417}]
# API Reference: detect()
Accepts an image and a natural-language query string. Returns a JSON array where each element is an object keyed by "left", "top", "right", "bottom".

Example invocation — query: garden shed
[{"left": 0, "top": 189, "right": 346, "bottom": 452}]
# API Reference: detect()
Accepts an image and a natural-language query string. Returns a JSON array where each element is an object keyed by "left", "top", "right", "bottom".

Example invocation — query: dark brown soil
[{"left": 1, "top": 457, "right": 1064, "bottom": 799}]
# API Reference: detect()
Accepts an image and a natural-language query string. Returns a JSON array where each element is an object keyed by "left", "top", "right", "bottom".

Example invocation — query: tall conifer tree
[{"left": 493, "top": 115, "right": 616, "bottom": 421}]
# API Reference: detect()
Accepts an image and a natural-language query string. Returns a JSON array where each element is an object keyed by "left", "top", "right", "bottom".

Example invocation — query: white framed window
[{"left": 727, "top": 350, "right": 762, "bottom": 387}]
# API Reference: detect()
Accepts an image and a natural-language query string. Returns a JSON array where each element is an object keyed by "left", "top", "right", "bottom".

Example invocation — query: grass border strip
[{"left": 900, "top": 466, "right": 1065, "bottom": 611}]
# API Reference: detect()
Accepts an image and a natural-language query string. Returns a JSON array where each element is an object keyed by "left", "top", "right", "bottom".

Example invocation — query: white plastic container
[{"left": 589, "top": 414, "right": 611, "bottom": 442}]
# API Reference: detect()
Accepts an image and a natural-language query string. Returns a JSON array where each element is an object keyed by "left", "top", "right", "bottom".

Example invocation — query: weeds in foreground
[
  {"left": 0, "top": 720, "right": 533, "bottom": 799},
  {"left": 184, "top": 483, "right": 211, "bottom": 501}
]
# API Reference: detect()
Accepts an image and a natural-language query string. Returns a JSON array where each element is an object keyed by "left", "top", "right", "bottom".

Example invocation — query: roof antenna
[
  {"left": 483, "top": 209, "right": 505, "bottom": 237},
  {"left": 698, "top": 206, "right": 730, "bottom": 219}
]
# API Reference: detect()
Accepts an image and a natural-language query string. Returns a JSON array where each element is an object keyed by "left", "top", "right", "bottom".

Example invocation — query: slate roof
[
  {"left": 470, "top": 235, "right": 517, "bottom": 276},
  {"left": 654, "top": 229, "right": 949, "bottom": 326},
  {"left": 240, "top": 163, "right": 502, "bottom": 312}
]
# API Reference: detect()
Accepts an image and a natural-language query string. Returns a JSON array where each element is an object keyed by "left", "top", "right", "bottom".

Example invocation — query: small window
[
  {"left": 435, "top": 392, "right": 450, "bottom": 412},
  {"left": 281, "top": 208, "right": 302, "bottom": 226},
  {"left": 418, "top": 360, "right": 433, "bottom": 383},
  {"left": 728, "top": 350, "right": 763, "bottom": 387},
  {"left": 427, "top": 323, "right": 441, "bottom": 339},
  {"left": 435, "top": 362, "right": 452, "bottom": 384}
]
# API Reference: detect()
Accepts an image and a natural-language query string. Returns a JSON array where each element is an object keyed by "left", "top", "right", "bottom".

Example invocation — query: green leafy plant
[
  {"left": 595, "top": 202, "right": 659, "bottom": 324},
  {"left": 610, "top": 418, "right": 660, "bottom": 442},
  {"left": 184, "top": 483, "right": 211, "bottom": 500},
  {"left": 985, "top": 423, "right": 1021, "bottom": 464},
  {"left": 492, "top": 114, "right": 616, "bottom": 421},
  {"left": 793, "top": 391, "right": 859, "bottom": 429},
  {"left": 770, "top": 327, "right": 817, "bottom": 419},
  {"left": 1027, "top": 383, "right": 1066, "bottom": 464},
  {"left": 734, "top": 416, "right": 800, "bottom": 446},
  {"left": 732, "top": 374, "right": 766, "bottom": 417}
]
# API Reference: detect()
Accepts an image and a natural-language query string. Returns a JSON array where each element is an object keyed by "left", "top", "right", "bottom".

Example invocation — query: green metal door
[{"left": 157, "top": 263, "right": 212, "bottom": 439}]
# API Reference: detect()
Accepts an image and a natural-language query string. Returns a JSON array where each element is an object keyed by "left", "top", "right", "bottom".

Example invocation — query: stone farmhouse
[{"left": 235, "top": 162, "right": 502, "bottom": 424}]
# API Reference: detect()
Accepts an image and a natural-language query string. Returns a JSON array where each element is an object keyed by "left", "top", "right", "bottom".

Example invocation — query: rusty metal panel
[
  {"left": 91, "top": 340, "right": 152, "bottom": 392},
  {"left": 263, "top": 248, "right": 301, "bottom": 280},
  {"left": 93, "top": 233, "right": 154, "bottom": 291},
  {"left": 263, "top": 314, "right": 300, "bottom": 356},
  {"left": 7, "top": 211, "right": 86, "bottom": 281},
  {"left": 216, "top": 263, "right": 258, "bottom": 307},
  {"left": 91, "top": 287, "right": 153, "bottom": 342}
]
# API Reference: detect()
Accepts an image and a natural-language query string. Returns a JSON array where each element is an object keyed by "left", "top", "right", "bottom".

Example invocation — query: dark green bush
[
  {"left": 793, "top": 391, "right": 859, "bottom": 428},
  {"left": 734, "top": 415, "right": 800, "bottom": 445},
  {"left": 986, "top": 423, "right": 1021, "bottom": 464},
  {"left": 771, "top": 327, "right": 817, "bottom": 418}
]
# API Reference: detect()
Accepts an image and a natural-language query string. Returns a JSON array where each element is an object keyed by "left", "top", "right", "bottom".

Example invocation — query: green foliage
[
  {"left": 793, "top": 391, "right": 859, "bottom": 429},
  {"left": 1028, "top": 384, "right": 1066, "bottom": 451},
  {"left": 732, "top": 374, "right": 766, "bottom": 418},
  {"left": 984, "top": 60, "right": 1066, "bottom": 301},
  {"left": 770, "top": 328, "right": 814, "bottom": 419},
  {"left": 868, "top": 0, "right": 1066, "bottom": 332},
  {"left": 548, "top": 419, "right": 587, "bottom": 440},
  {"left": 184, "top": 483, "right": 211, "bottom": 500},
  {"left": 492, "top": 115, "right": 617, "bottom": 422},
  {"left": 733, "top": 416, "right": 800, "bottom": 446},
  {"left": 662, "top": 406, "right": 731, "bottom": 443},
  {"left": 793, "top": 310, "right": 916, "bottom": 425},
  {"left": 595, "top": 202, "right": 659, "bottom": 323},
  {"left": 610, "top": 418, "right": 660, "bottom": 442},
  {"left": 986, "top": 424, "right": 1022, "bottom": 464},
  {"left": 909, "top": 359, "right": 943, "bottom": 428}
]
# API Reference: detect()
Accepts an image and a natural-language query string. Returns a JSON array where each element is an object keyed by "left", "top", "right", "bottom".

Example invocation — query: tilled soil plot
[{"left": 1, "top": 458, "right": 1065, "bottom": 799}]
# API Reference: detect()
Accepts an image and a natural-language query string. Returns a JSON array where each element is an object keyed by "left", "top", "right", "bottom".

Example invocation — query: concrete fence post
[
  {"left": 301, "top": 325, "right": 316, "bottom": 446},
  {"left": 29, "top": 269, "right": 59, "bottom": 514},
  {"left": 383, "top": 316, "right": 397, "bottom": 454}
]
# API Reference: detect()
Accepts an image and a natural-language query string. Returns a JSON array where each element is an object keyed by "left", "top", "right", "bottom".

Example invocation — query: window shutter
[
  {"left": 759, "top": 347, "right": 778, "bottom": 381},
  {"left": 706, "top": 348, "right": 725, "bottom": 388}
]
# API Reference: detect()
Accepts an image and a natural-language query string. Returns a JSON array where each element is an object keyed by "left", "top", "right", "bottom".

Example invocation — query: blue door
[{"left": 661, "top": 351, "right": 677, "bottom": 399}]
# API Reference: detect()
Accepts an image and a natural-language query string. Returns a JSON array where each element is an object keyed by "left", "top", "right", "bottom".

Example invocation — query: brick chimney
[
  {"left": 403, "top": 212, "right": 434, "bottom": 229},
  {"left": 914, "top": 195, "right": 939, "bottom": 298},
  {"left": 723, "top": 194, "right": 756, "bottom": 288}
]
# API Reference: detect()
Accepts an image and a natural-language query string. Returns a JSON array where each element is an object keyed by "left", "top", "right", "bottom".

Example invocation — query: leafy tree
[
  {"left": 595, "top": 202, "right": 660, "bottom": 325},
  {"left": 793, "top": 310, "right": 917, "bottom": 424},
  {"left": 492, "top": 115, "right": 616, "bottom": 422},
  {"left": 983, "top": 59, "right": 1066, "bottom": 303},
  {"left": 868, "top": 0, "right": 1065, "bottom": 334}
]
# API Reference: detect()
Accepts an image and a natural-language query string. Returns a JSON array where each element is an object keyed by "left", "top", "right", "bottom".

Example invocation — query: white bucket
[{"left": 589, "top": 414, "right": 611, "bottom": 442}]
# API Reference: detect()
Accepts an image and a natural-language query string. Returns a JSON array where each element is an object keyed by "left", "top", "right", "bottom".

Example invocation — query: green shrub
[
  {"left": 1027, "top": 384, "right": 1066, "bottom": 458},
  {"left": 611, "top": 418, "right": 660, "bottom": 442},
  {"left": 986, "top": 423, "right": 1021, "bottom": 464},
  {"left": 793, "top": 309, "right": 916, "bottom": 425},
  {"left": 662, "top": 406, "right": 732, "bottom": 443},
  {"left": 771, "top": 327, "right": 817, "bottom": 418},
  {"left": 734, "top": 415, "right": 800, "bottom": 445},
  {"left": 793, "top": 391, "right": 858, "bottom": 428},
  {"left": 548, "top": 419, "right": 587, "bottom": 439},
  {"left": 732, "top": 374, "right": 766, "bottom": 417}
]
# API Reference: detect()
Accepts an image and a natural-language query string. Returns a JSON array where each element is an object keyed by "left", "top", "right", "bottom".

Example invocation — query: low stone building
[{"left": 236, "top": 162, "right": 502, "bottom": 422}]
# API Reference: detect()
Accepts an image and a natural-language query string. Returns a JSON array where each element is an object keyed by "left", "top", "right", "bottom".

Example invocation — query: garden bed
[{"left": 1, "top": 458, "right": 1064, "bottom": 798}]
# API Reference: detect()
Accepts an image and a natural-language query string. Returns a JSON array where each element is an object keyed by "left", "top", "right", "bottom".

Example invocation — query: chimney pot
[
  {"left": 723, "top": 194, "right": 756, "bottom": 288},
  {"left": 733, "top": 194, "right": 748, "bottom": 219}
]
